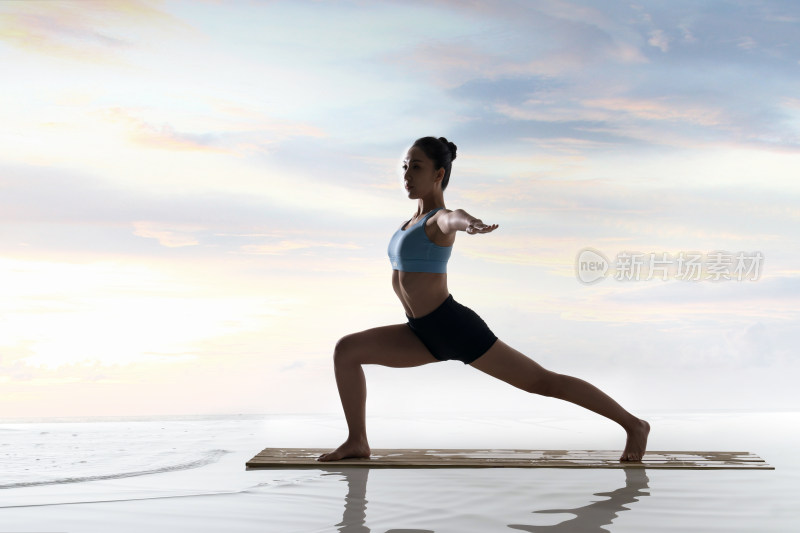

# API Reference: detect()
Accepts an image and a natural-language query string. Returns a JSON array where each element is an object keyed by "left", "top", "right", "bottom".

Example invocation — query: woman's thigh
[
  {"left": 468, "top": 338, "right": 554, "bottom": 393},
  {"left": 335, "top": 324, "right": 439, "bottom": 368}
]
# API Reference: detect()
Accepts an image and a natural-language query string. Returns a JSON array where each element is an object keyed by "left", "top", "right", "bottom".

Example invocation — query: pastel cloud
[
  {"left": 132, "top": 221, "right": 203, "bottom": 248},
  {"left": 241, "top": 240, "right": 361, "bottom": 256},
  {"left": 98, "top": 107, "right": 327, "bottom": 155},
  {"left": 648, "top": 29, "right": 670, "bottom": 52},
  {"left": 114, "top": 112, "right": 228, "bottom": 154},
  {"left": 492, "top": 96, "right": 724, "bottom": 137},
  {"left": 582, "top": 97, "right": 723, "bottom": 126},
  {"left": 391, "top": 3, "right": 646, "bottom": 88},
  {"left": 0, "top": 0, "right": 176, "bottom": 61}
]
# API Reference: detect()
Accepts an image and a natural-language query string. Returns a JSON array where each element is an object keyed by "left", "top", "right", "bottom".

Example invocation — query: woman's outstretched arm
[{"left": 440, "top": 208, "right": 499, "bottom": 235}]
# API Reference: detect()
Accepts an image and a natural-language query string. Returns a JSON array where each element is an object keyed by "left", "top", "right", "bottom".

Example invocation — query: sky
[{"left": 1, "top": 0, "right": 798, "bottom": 420}]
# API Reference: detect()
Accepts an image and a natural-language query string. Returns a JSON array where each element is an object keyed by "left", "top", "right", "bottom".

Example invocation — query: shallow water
[{"left": 1, "top": 412, "right": 797, "bottom": 532}]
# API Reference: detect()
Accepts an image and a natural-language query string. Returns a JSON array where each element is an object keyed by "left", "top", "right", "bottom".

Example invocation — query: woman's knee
[{"left": 333, "top": 333, "right": 362, "bottom": 366}]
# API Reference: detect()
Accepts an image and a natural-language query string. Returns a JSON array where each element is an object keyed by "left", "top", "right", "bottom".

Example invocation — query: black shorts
[{"left": 406, "top": 294, "right": 498, "bottom": 365}]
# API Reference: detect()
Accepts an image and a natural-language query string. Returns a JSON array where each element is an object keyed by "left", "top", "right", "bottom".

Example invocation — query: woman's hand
[
  {"left": 466, "top": 220, "right": 499, "bottom": 234},
  {"left": 441, "top": 209, "right": 499, "bottom": 235}
]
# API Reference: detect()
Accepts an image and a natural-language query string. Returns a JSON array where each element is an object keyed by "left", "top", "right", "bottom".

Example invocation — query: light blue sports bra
[{"left": 387, "top": 207, "right": 452, "bottom": 273}]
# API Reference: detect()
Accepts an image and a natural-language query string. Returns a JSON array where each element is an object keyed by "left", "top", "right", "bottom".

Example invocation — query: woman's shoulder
[
  {"left": 433, "top": 207, "right": 456, "bottom": 220},
  {"left": 426, "top": 207, "right": 452, "bottom": 225},
  {"left": 428, "top": 207, "right": 455, "bottom": 221},
  {"left": 429, "top": 208, "right": 457, "bottom": 245}
]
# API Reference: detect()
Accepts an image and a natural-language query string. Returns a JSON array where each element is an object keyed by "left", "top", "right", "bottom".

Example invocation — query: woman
[{"left": 318, "top": 136, "right": 650, "bottom": 463}]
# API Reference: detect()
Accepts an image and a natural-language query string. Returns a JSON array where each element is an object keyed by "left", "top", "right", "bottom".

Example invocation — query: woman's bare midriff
[{"left": 392, "top": 270, "right": 450, "bottom": 318}]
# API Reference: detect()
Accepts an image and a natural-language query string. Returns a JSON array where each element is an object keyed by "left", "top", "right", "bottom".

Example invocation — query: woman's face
[{"left": 402, "top": 146, "right": 443, "bottom": 198}]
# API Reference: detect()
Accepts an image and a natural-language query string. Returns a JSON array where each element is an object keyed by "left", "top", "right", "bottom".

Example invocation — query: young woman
[{"left": 318, "top": 136, "right": 650, "bottom": 462}]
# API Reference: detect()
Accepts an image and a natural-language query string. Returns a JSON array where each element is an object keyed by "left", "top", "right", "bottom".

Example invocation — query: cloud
[
  {"left": 0, "top": 160, "right": 395, "bottom": 281},
  {"left": 0, "top": 0, "right": 179, "bottom": 61},
  {"left": 0, "top": 342, "right": 37, "bottom": 382},
  {"left": 451, "top": 76, "right": 561, "bottom": 107},
  {"left": 678, "top": 23, "right": 697, "bottom": 44},
  {"left": 727, "top": 321, "right": 776, "bottom": 367},
  {"left": 0, "top": 254, "right": 290, "bottom": 372},
  {"left": 132, "top": 221, "right": 202, "bottom": 248},
  {"left": 648, "top": 29, "right": 670, "bottom": 52},
  {"left": 424, "top": 2, "right": 800, "bottom": 152},
  {"left": 582, "top": 97, "right": 722, "bottom": 126},
  {"left": 455, "top": 80, "right": 798, "bottom": 151},
  {"left": 130, "top": 122, "right": 229, "bottom": 153},
  {"left": 99, "top": 107, "right": 232, "bottom": 154},
  {"left": 398, "top": 29, "right": 640, "bottom": 87},
  {"left": 446, "top": 60, "right": 798, "bottom": 149},
  {"left": 603, "top": 275, "right": 800, "bottom": 306},
  {"left": 737, "top": 36, "right": 757, "bottom": 50},
  {"left": 388, "top": 0, "right": 647, "bottom": 89},
  {"left": 97, "top": 107, "right": 327, "bottom": 155},
  {"left": 454, "top": 174, "right": 800, "bottom": 261},
  {"left": 241, "top": 239, "right": 360, "bottom": 256},
  {"left": 488, "top": 95, "right": 725, "bottom": 146},
  {"left": 279, "top": 360, "right": 306, "bottom": 372}
]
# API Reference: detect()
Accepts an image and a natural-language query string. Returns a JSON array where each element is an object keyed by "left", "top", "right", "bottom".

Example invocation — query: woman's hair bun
[
  {"left": 411, "top": 135, "right": 457, "bottom": 190},
  {"left": 438, "top": 136, "right": 457, "bottom": 161}
]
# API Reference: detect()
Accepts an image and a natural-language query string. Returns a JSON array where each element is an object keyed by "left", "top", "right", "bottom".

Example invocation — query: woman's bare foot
[
  {"left": 620, "top": 419, "right": 650, "bottom": 462},
  {"left": 317, "top": 438, "right": 371, "bottom": 462}
]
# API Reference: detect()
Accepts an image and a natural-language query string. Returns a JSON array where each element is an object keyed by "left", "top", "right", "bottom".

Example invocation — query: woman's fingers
[{"left": 468, "top": 223, "right": 499, "bottom": 234}]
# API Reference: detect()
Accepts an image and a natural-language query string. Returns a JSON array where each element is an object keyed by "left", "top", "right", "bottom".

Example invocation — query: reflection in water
[
  {"left": 323, "top": 467, "right": 433, "bottom": 533},
  {"left": 329, "top": 468, "right": 370, "bottom": 533},
  {"left": 321, "top": 467, "right": 649, "bottom": 533},
  {"left": 508, "top": 468, "right": 650, "bottom": 532}
]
